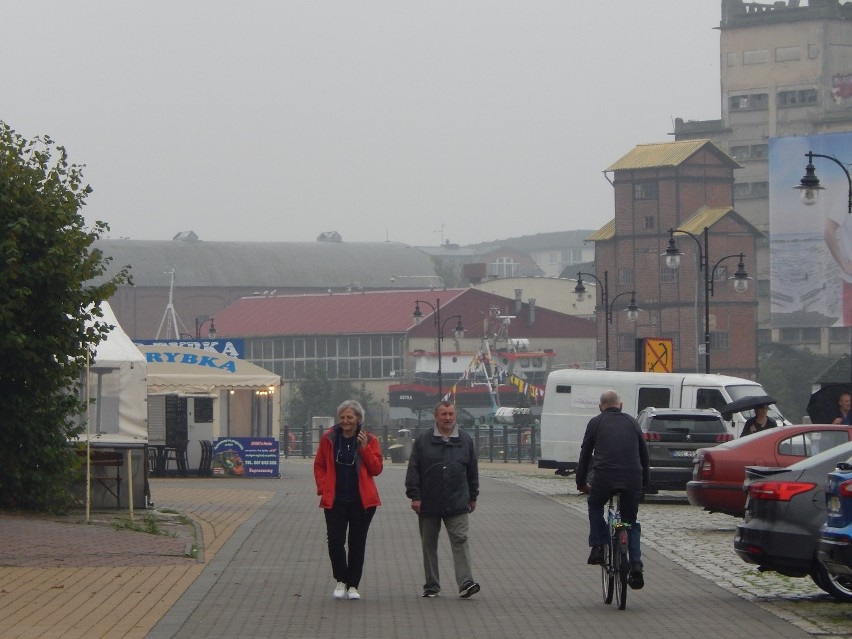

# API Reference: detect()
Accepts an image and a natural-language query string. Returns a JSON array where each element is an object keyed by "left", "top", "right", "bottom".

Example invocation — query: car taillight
[
  {"left": 697, "top": 453, "right": 713, "bottom": 480},
  {"left": 716, "top": 433, "right": 733, "bottom": 443},
  {"left": 747, "top": 481, "right": 817, "bottom": 502},
  {"left": 839, "top": 479, "right": 852, "bottom": 498},
  {"left": 643, "top": 432, "right": 661, "bottom": 441}
]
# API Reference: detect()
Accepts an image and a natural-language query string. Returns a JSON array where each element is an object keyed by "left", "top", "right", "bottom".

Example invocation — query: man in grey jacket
[{"left": 405, "top": 401, "right": 480, "bottom": 599}]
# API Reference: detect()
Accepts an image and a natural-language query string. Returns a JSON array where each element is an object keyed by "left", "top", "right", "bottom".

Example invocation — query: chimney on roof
[
  {"left": 514, "top": 288, "right": 523, "bottom": 315},
  {"left": 527, "top": 298, "right": 536, "bottom": 327}
]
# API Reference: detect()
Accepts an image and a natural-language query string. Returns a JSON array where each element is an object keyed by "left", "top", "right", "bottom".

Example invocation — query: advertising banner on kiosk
[{"left": 212, "top": 437, "right": 280, "bottom": 478}]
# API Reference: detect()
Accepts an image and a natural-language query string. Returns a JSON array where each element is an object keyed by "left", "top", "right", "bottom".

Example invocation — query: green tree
[
  {"left": 758, "top": 344, "right": 834, "bottom": 422},
  {"left": 286, "top": 367, "right": 377, "bottom": 428},
  {"left": 0, "top": 123, "right": 130, "bottom": 511}
]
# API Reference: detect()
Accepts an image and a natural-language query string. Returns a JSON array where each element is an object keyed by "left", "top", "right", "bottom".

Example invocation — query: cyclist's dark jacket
[
  {"left": 405, "top": 428, "right": 479, "bottom": 517},
  {"left": 576, "top": 407, "right": 650, "bottom": 492}
]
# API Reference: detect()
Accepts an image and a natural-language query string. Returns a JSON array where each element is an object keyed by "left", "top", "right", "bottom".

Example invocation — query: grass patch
[{"left": 111, "top": 512, "right": 167, "bottom": 535}]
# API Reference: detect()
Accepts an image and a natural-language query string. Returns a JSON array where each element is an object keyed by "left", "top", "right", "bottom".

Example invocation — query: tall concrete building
[{"left": 674, "top": 0, "right": 852, "bottom": 349}]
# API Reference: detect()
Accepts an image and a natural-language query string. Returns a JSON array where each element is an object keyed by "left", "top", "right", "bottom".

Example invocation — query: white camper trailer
[{"left": 538, "top": 369, "right": 785, "bottom": 476}]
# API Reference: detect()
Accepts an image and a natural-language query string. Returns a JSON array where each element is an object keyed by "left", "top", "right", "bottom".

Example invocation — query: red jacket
[{"left": 314, "top": 427, "right": 383, "bottom": 509}]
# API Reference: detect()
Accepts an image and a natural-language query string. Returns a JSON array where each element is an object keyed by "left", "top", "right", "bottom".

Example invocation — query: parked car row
[
  {"left": 686, "top": 425, "right": 852, "bottom": 517},
  {"left": 733, "top": 440, "right": 852, "bottom": 601}
]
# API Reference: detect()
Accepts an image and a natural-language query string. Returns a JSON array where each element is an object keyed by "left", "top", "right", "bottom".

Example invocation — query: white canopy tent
[
  {"left": 83, "top": 301, "right": 148, "bottom": 439},
  {"left": 74, "top": 302, "right": 149, "bottom": 513}
]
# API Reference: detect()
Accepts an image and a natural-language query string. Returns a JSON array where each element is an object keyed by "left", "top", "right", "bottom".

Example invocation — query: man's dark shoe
[
  {"left": 587, "top": 545, "right": 604, "bottom": 565},
  {"left": 422, "top": 587, "right": 439, "bottom": 598},
  {"left": 629, "top": 563, "right": 644, "bottom": 590},
  {"left": 459, "top": 581, "right": 480, "bottom": 598}
]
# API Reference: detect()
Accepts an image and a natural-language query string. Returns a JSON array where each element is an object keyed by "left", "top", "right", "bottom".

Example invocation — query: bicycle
[{"left": 601, "top": 490, "right": 630, "bottom": 610}]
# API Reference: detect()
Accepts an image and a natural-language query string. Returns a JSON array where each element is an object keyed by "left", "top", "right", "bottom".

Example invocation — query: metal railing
[{"left": 281, "top": 422, "right": 540, "bottom": 463}]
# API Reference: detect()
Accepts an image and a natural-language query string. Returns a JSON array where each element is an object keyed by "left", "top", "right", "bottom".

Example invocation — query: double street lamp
[
  {"left": 574, "top": 270, "right": 640, "bottom": 370},
  {"left": 412, "top": 299, "right": 465, "bottom": 400},
  {"left": 663, "top": 227, "right": 751, "bottom": 374},
  {"left": 795, "top": 150, "right": 852, "bottom": 390}
]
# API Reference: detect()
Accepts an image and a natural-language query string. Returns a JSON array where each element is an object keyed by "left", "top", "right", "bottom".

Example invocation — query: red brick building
[{"left": 590, "top": 140, "right": 761, "bottom": 377}]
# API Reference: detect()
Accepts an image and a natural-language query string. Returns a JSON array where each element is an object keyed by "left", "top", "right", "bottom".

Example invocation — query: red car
[{"left": 686, "top": 425, "right": 852, "bottom": 517}]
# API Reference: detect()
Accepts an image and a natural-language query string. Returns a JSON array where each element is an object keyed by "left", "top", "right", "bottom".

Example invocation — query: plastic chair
[{"left": 198, "top": 440, "right": 213, "bottom": 477}]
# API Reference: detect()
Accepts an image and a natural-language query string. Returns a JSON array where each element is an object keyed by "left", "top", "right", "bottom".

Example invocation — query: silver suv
[{"left": 636, "top": 407, "right": 731, "bottom": 493}]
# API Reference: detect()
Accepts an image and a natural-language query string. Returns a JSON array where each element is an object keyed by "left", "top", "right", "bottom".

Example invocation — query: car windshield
[
  {"left": 648, "top": 416, "right": 726, "bottom": 434},
  {"left": 725, "top": 384, "right": 786, "bottom": 422}
]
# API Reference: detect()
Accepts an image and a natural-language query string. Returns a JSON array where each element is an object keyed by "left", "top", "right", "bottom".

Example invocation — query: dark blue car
[{"left": 818, "top": 461, "right": 852, "bottom": 583}]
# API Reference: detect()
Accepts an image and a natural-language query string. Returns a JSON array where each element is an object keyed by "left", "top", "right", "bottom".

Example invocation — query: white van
[{"left": 538, "top": 369, "right": 786, "bottom": 476}]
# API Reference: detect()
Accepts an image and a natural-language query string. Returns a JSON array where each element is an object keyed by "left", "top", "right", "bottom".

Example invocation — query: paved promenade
[{"left": 0, "top": 459, "right": 833, "bottom": 639}]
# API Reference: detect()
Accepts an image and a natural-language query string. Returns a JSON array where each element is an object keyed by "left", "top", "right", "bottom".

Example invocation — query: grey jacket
[{"left": 405, "top": 428, "right": 479, "bottom": 517}]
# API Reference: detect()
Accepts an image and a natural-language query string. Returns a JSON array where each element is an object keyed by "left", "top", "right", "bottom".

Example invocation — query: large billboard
[{"left": 769, "top": 133, "right": 852, "bottom": 329}]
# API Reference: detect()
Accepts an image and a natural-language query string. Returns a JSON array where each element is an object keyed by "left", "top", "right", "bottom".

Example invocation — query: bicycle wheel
[
  {"left": 602, "top": 538, "right": 615, "bottom": 604},
  {"left": 615, "top": 532, "right": 629, "bottom": 610}
]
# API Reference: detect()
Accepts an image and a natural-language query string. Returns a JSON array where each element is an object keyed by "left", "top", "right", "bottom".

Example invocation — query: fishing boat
[{"left": 388, "top": 306, "right": 554, "bottom": 421}]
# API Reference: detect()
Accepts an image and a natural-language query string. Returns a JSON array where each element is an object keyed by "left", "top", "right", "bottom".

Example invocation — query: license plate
[
  {"left": 670, "top": 450, "right": 694, "bottom": 458},
  {"left": 829, "top": 495, "right": 841, "bottom": 513}
]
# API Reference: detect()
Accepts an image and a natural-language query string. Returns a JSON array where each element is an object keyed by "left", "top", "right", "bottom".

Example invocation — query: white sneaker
[
  {"left": 347, "top": 586, "right": 361, "bottom": 600},
  {"left": 333, "top": 582, "right": 347, "bottom": 599}
]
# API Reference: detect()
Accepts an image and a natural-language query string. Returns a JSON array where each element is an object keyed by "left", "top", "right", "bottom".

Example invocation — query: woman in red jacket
[{"left": 314, "top": 400, "right": 383, "bottom": 600}]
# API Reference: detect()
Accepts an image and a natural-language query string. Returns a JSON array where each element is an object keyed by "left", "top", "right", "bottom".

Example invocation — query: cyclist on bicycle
[{"left": 576, "top": 389, "right": 649, "bottom": 589}]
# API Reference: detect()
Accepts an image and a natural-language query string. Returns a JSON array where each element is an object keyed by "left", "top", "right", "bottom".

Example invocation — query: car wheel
[{"left": 812, "top": 563, "right": 852, "bottom": 602}]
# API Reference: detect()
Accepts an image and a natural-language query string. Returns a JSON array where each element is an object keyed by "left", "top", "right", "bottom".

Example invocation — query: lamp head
[
  {"left": 731, "top": 255, "right": 751, "bottom": 293},
  {"left": 453, "top": 318, "right": 465, "bottom": 340},
  {"left": 412, "top": 302, "right": 424, "bottom": 325},
  {"left": 794, "top": 155, "right": 823, "bottom": 206},
  {"left": 626, "top": 293, "right": 640, "bottom": 323},
  {"left": 207, "top": 318, "right": 217, "bottom": 339},
  {"left": 574, "top": 273, "right": 586, "bottom": 302},
  {"left": 662, "top": 234, "right": 683, "bottom": 269}
]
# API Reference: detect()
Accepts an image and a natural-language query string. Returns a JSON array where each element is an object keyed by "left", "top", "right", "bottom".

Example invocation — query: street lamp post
[
  {"left": 195, "top": 316, "right": 217, "bottom": 340},
  {"left": 794, "top": 151, "right": 852, "bottom": 391},
  {"left": 412, "top": 299, "right": 465, "bottom": 400},
  {"left": 663, "top": 227, "right": 751, "bottom": 374},
  {"left": 574, "top": 271, "right": 640, "bottom": 370}
]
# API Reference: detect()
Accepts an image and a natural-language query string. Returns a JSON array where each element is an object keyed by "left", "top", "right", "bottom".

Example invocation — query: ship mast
[{"left": 155, "top": 268, "right": 188, "bottom": 339}]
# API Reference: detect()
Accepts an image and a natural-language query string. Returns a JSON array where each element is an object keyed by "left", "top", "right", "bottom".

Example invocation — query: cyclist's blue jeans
[{"left": 587, "top": 485, "right": 642, "bottom": 567}]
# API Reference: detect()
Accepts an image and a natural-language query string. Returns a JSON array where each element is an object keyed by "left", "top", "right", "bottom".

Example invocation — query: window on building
[
  {"left": 643, "top": 215, "right": 655, "bottom": 229},
  {"left": 778, "top": 89, "right": 818, "bottom": 107},
  {"left": 194, "top": 398, "right": 214, "bottom": 423},
  {"left": 830, "top": 326, "right": 852, "bottom": 343},
  {"left": 757, "top": 329, "right": 772, "bottom": 344},
  {"left": 634, "top": 182, "right": 658, "bottom": 199},
  {"left": 779, "top": 328, "right": 799, "bottom": 343},
  {"left": 246, "top": 335, "right": 404, "bottom": 382},
  {"left": 617, "top": 332, "right": 635, "bottom": 352},
  {"left": 743, "top": 49, "right": 769, "bottom": 65},
  {"left": 489, "top": 257, "right": 519, "bottom": 278},
  {"left": 730, "top": 144, "right": 768, "bottom": 161},
  {"left": 801, "top": 327, "right": 821, "bottom": 344},
  {"left": 734, "top": 181, "right": 769, "bottom": 199},
  {"left": 729, "top": 93, "right": 769, "bottom": 111},
  {"left": 710, "top": 332, "right": 729, "bottom": 351},
  {"left": 660, "top": 265, "right": 675, "bottom": 284},
  {"left": 775, "top": 46, "right": 802, "bottom": 62},
  {"left": 617, "top": 268, "right": 634, "bottom": 286}
]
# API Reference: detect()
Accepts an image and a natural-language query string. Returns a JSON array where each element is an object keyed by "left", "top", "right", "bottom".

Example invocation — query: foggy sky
[{"left": 3, "top": 1, "right": 722, "bottom": 246}]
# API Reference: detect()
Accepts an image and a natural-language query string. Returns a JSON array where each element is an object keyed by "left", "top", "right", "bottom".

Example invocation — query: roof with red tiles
[{"left": 213, "top": 288, "right": 595, "bottom": 339}]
